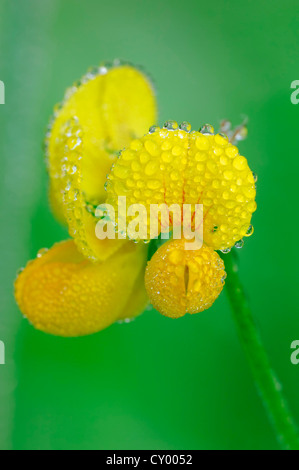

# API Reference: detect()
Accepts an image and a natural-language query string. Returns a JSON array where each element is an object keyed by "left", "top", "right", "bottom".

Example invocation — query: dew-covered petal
[
  {"left": 144, "top": 239, "right": 226, "bottom": 319},
  {"left": 46, "top": 62, "right": 157, "bottom": 225},
  {"left": 52, "top": 118, "right": 127, "bottom": 261},
  {"left": 106, "top": 124, "right": 256, "bottom": 251},
  {"left": 15, "top": 239, "right": 148, "bottom": 337}
]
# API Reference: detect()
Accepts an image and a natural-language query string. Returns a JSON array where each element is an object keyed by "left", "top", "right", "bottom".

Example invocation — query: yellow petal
[
  {"left": 53, "top": 118, "right": 126, "bottom": 261},
  {"left": 15, "top": 239, "right": 148, "bottom": 337},
  {"left": 106, "top": 125, "right": 256, "bottom": 251},
  {"left": 46, "top": 62, "right": 157, "bottom": 225},
  {"left": 144, "top": 239, "right": 226, "bottom": 319},
  {"left": 48, "top": 182, "right": 66, "bottom": 226},
  {"left": 100, "top": 65, "right": 157, "bottom": 151}
]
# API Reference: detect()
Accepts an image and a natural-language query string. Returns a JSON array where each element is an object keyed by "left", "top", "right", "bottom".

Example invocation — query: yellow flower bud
[{"left": 144, "top": 239, "right": 226, "bottom": 319}]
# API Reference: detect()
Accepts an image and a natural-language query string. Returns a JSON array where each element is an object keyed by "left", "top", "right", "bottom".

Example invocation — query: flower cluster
[{"left": 14, "top": 61, "right": 256, "bottom": 336}]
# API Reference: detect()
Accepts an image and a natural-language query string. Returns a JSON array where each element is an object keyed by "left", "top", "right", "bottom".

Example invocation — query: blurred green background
[{"left": 0, "top": 0, "right": 298, "bottom": 450}]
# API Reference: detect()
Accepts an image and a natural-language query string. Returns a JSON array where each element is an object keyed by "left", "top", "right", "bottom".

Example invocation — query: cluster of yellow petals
[{"left": 14, "top": 61, "right": 256, "bottom": 336}]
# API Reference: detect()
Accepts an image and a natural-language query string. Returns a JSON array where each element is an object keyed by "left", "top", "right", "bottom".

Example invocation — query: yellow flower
[
  {"left": 14, "top": 60, "right": 257, "bottom": 334},
  {"left": 15, "top": 61, "right": 157, "bottom": 336}
]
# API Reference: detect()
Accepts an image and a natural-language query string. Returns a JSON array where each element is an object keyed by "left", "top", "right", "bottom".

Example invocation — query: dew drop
[
  {"left": 73, "top": 79, "right": 82, "bottom": 88},
  {"left": 219, "top": 132, "right": 228, "bottom": 139},
  {"left": 53, "top": 102, "right": 63, "bottom": 114},
  {"left": 179, "top": 121, "right": 191, "bottom": 132},
  {"left": 234, "top": 239, "right": 244, "bottom": 249},
  {"left": 221, "top": 273, "right": 227, "bottom": 284},
  {"left": 145, "top": 161, "right": 158, "bottom": 176},
  {"left": 163, "top": 120, "right": 178, "bottom": 130},
  {"left": 149, "top": 125, "right": 159, "bottom": 134},
  {"left": 86, "top": 203, "right": 96, "bottom": 215},
  {"left": 37, "top": 248, "right": 49, "bottom": 258},
  {"left": 199, "top": 124, "right": 214, "bottom": 135},
  {"left": 87, "top": 66, "right": 101, "bottom": 77},
  {"left": 245, "top": 224, "right": 254, "bottom": 237},
  {"left": 220, "top": 247, "right": 231, "bottom": 254},
  {"left": 117, "top": 317, "right": 135, "bottom": 324}
]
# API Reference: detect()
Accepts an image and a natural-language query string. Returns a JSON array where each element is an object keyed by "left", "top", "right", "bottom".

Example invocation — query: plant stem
[{"left": 222, "top": 250, "right": 299, "bottom": 450}]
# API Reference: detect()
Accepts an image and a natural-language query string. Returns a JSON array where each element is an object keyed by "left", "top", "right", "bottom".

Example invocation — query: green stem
[{"left": 222, "top": 250, "right": 299, "bottom": 450}]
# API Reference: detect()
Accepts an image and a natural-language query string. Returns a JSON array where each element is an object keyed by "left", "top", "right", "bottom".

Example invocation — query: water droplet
[
  {"left": 37, "top": 248, "right": 49, "bottom": 258},
  {"left": 244, "top": 224, "right": 254, "bottom": 237},
  {"left": 233, "top": 155, "right": 247, "bottom": 171},
  {"left": 53, "top": 102, "right": 63, "bottom": 115},
  {"left": 117, "top": 317, "right": 135, "bottom": 324},
  {"left": 86, "top": 203, "right": 95, "bottom": 214},
  {"left": 220, "top": 247, "right": 231, "bottom": 254},
  {"left": 200, "top": 124, "right": 214, "bottom": 135},
  {"left": 73, "top": 79, "right": 82, "bottom": 88},
  {"left": 179, "top": 121, "right": 191, "bottom": 132},
  {"left": 252, "top": 171, "right": 258, "bottom": 183},
  {"left": 87, "top": 66, "right": 101, "bottom": 77},
  {"left": 234, "top": 239, "right": 244, "bottom": 249},
  {"left": 112, "top": 58, "right": 123, "bottom": 67},
  {"left": 102, "top": 60, "right": 114, "bottom": 70},
  {"left": 219, "top": 132, "right": 228, "bottom": 140},
  {"left": 145, "top": 161, "right": 158, "bottom": 176},
  {"left": 221, "top": 273, "right": 227, "bottom": 284},
  {"left": 64, "top": 86, "right": 76, "bottom": 101},
  {"left": 149, "top": 125, "right": 159, "bottom": 134},
  {"left": 163, "top": 120, "right": 178, "bottom": 130}
]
